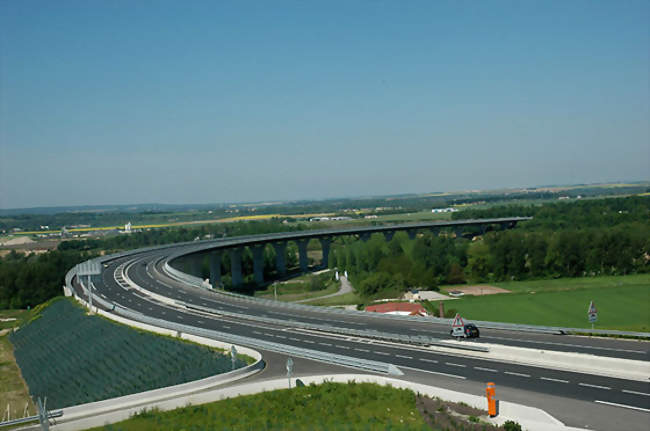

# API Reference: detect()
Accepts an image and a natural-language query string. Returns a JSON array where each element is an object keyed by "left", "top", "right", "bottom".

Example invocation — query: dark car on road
[{"left": 451, "top": 323, "right": 480, "bottom": 339}]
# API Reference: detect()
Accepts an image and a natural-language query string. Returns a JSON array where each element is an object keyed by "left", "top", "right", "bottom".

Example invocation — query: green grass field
[
  {"left": 437, "top": 274, "right": 650, "bottom": 331},
  {"left": 307, "top": 291, "right": 362, "bottom": 306},
  {"left": 85, "top": 382, "right": 429, "bottom": 431}
]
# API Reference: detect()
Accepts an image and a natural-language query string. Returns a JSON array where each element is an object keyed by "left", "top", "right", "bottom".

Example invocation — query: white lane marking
[
  {"left": 222, "top": 325, "right": 231, "bottom": 329},
  {"left": 580, "top": 383, "right": 611, "bottom": 390},
  {"left": 375, "top": 351, "right": 390, "bottom": 356},
  {"left": 504, "top": 371, "right": 530, "bottom": 378},
  {"left": 540, "top": 377, "right": 569, "bottom": 383},
  {"left": 485, "top": 335, "right": 646, "bottom": 355},
  {"left": 445, "top": 362, "right": 467, "bottom": 368},
  {"left": 419, "top": 358, "right": 439, "bottom": 364},
  {"left": 335, "top": 345, "right": 350, "bottom": 349},
  {"left": 622, "top": 390, "right": 650, "bottom": 397},
  {"left": 319, "top": 342, "right": 332, "bottom": 347},
  {"left": 396, "top": 354, "right": 413, "bottom": 359},
  {"left": 474, "top": 366, "right": 498, "bottom": 372},
  {"left": 303, "top": 340, "right": 315, "bottom": 344},
  {"left": 289, "top": 337, "right": 300, "bottom": 341},
  {"left": 355, "top": 348, "right": 370, "bottom": 353},
  {"left": 197, "top": 320, "right": 204, "bottom": 324},
  {"left": 594, "top": 400, "right": 650, "bottom": 412},
  {"left": 275, "top": 335, "right": 286, "bottom": 339},
  {"left": 399, "top": 365, "right": 466, "bottom": 380},
  {"left": 253, "top": 331, "right": 262, "bottom": 335},
  {"left": 264, "top": 333, "right": 275, "bottom": 337}
]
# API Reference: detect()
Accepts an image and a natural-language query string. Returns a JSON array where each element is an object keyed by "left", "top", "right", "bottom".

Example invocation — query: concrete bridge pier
[
  {"left": 252, "top": 245, "right": 265, "bottom": 285},
  {"left": 209, "top": 250, "right": 222, "bottom": 289},
  {"left": 407, "top": 230, "right": 417, "bottom": 240},
  {"left": 454, "top": 227, "right": 464, "bottom": 239},
  {"left": 319, "top": 237, "right": 331, "bottom": 268},
  {"left": 190, "top": 255, "right": 202, "bottom": 278},
  {"left": 297, "top": 239, "right": 309, "bottom": 273},
  {"left": 383, "top": 231, "right": 395, "bottom": 242},
  {"left": 229, "top": 247, "right": 243, "bottom": 287},
  {"left": 360, "top": 232, "right": 371, "bottom": 242},
  {"left": 273, "top": 242, "right": 287, "bottom": 276}
]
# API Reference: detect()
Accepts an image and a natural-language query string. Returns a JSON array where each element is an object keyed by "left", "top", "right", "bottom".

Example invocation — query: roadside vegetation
[
  {"left": 84, "top": 381, "right": 520, "bottom": 431},
  {"left": 426, "top": 274, "right": 650, "bottom": 331},
  {"left": 9, "top": 298, "right": 248, "bottom": 409},
  {"left": 328, "top": 196, "right": 649, "bottom": 304},
  {"left": 255, "top": 270, "right": 339, "bottom": 302},
  {"left": 0, "top": 333, "right": 35, "bottom": 421}
]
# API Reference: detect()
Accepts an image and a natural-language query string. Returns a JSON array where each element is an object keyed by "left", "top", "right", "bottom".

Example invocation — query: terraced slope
[{"left": 10, "top": 298, "right": 246, "bottom": 408}]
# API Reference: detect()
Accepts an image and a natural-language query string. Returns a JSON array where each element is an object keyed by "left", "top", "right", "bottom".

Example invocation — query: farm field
[
  {"left": 9, "top": 298, "right": 248, "bottom": 409},
  {"left": 437, "top": 274, "right": 650, "bottom": 331}
]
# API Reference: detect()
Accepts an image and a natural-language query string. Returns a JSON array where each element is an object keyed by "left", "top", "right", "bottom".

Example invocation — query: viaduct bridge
[{"left": 168, "top": 217, "right": 532, "bottom": 288}]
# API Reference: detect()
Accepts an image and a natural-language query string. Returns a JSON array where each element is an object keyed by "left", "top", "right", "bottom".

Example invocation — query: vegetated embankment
[{"left": 9, "top": 298, "right": 247, "bottom": 409}]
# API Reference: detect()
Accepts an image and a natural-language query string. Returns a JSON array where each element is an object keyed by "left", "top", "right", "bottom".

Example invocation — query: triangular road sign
[
  {"left": 452, "top": 313, "right": 464, "bottom": 328},
  {"left": 588, "top": 300, "right": 597, "bottom": 315}
]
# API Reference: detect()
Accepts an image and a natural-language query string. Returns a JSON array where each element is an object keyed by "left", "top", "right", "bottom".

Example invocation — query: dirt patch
[
  {"left": 416, "top": 394, "right": 514, "bottom": 430},
  {"left": 453, "top": 285, "right": 510, "bottom": 296}
]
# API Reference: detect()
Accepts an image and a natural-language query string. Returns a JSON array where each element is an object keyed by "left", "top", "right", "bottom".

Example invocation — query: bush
[{"left": 503, "top": 420, "right": 522, "bottom": 431}]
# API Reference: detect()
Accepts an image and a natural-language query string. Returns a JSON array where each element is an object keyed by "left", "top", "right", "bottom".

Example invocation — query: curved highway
[{"left": 70, "top": 221, "right": 650, "bottom": 430}]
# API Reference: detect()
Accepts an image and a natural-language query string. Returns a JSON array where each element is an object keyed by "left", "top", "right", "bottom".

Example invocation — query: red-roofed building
[{"left": 365, "top": 302, "right": 428, "bottom": 316}]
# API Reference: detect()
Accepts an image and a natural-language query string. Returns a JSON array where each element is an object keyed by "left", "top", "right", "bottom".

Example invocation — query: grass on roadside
[
  {"left": 0, "top": 335, "right": 36, "bottom": 420},
  {"left": 85, "top": 382, "right": 429, "bottom": 431},
  {"left": 307, "top": 291, "right": 362, "bottom": 306},
  {"left": 435, "top": 275, "right": 650, "bottom": 331}
]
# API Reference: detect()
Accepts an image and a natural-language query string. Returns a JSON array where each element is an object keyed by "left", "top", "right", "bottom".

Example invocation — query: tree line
[
  {"left": 330, "top": 196, "right": 650, "bottom": 300},
  {"left": 1, "top": 220, "right": 307, "bottom": 309}
]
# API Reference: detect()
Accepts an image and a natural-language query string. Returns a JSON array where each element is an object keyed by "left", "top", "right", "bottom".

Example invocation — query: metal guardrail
[
  {"left": 162, "top": 261, "right": 650, "bottom": 338},
  {"left": 67, "top": 267, "right": 404, "bottom": 376},
  {"left": 0, "top": 411, "right": 62, "bottom": 428},
  {"left": 151, "top": 263, "right": 488, "bottom": 352}
]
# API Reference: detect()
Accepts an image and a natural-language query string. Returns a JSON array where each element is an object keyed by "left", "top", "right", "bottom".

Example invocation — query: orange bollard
[{"left": 486, "top": 382, "right": 497, "bottom": 417}]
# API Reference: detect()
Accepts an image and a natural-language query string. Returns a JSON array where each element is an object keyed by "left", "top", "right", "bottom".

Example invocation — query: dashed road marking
[
  {"left": 474, "top": 366, "right": 497, "bottom": 372},
  {"left": 504, "top": 371, "right": 530, "bottom": 378},
  {"left": 540, "top": 377, "right": 569, "bottom": 383},
  {"left": 622, "top": 390, "right": 650, "bottom": 397},
  {"left": 319, "top": 342, "right": 332, "bottom": 347},
  {"left": 375, "top": 351, "right": 390, "bottom": 356},
  {"left": 355, "top": 348, "right": 370, "bottom": 352},
  {"left": 419, "top": 358, "right": 439, "bottom": 364},
  {"left": 580, "top": 383, "right": 611, "bottom": 390},
  {"left": 396, "top": 354, "right": 413, "bottom": 359},
  {"left": 445, "top": 362, "right": 466, "bottom": 368},
  {"left": 335, "top": 345, "right": 350, "bottom": 349}
]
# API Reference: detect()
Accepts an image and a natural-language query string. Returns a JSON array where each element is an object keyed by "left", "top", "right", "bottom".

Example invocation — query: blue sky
[{"left": 1, "top": 1, "right": 648, "bottom": 208}]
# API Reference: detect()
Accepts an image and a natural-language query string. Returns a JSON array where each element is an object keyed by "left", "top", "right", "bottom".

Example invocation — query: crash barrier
[
  {"left": 121, "top": 260, "right": 487, "bottom": 353},
  {"left": 162, "top": 261, "right": 650, "bottom": 338},
  {"left": 68, "top": 268, "right": 404, "bottom": 377}
]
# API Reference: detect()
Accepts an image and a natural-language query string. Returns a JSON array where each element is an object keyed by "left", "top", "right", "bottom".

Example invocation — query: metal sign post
[
  {"left": 286, "top": 357, "right": 294, "bottom": 389},
  {"left": 77, "top": 261, "right": 101, "bottom": 313},
  {"left": 588, "top": 300, "right": 598, "bottom": 329},
  {"left": 230, "top": 345, "right": 238, "bottom": 371}
]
